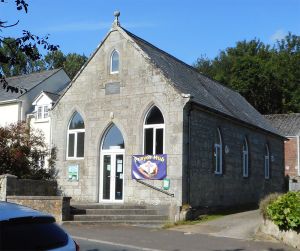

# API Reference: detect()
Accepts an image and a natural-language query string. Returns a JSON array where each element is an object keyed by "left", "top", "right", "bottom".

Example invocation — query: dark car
[{"left": 0, "top": 202, "right": 79, "bottom": 250}]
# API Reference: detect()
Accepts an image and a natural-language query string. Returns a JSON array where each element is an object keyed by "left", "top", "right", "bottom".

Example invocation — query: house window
[
  {"left": 36, "top": 105, "right": 49, "bottom": 119},
  {"left": 143, "top": 106, "right": 164, "bottom": 155},
  {"left": 243, "top": 138, "right": 249, "bottom": 177},
  {"left": 67, "top": 112, "right": 85, "bottom": 158},
  {"left": 265, "top": 144, "right": 270, "bottom": 179},
  {"left": 214, "top": 128, "right": 222, "bottom": 174},
  {"left": 110, "top": 50, "right": 119, "bottom": 73}
]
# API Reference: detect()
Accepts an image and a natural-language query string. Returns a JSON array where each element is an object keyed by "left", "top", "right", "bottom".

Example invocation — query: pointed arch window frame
[
  {"left": 242, "top": 137, "right": 249, "bottom": 178},
  {"left": 264, "top": 144, "right": 270, "bottom": 179},
  {"left": 67, "top": 112, "right": 85, "bottom": 159},
  {"left": 143, "top": 106, "right": 165, "bottom": 155},
  {"left": 214, "top": 128, "right": 223, "bottom": 175},
  {"left": 110, "top": 49, "right": 120, "bottom": 74}
]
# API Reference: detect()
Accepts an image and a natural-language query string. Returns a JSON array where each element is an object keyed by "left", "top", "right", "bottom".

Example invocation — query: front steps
[{"left": 62, "top": 203, "right": 169, "bottom": 227}]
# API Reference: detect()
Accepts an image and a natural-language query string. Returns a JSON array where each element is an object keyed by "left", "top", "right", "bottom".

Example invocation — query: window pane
[
  {"left": 111, "top": 51, "right": 119, "bottom": 72},
  {"left": 115, "top": 155, "right": 123, "bottom": 200},
  {"left": 68, "top": 134, "right": 75, "bottom": 157},
  {"left": 44, "top": 106, "right": 49, "bottom": 118},
  {"left": 156, "top": 128, "right": 164, "bottom": 154},
  {"left": 102, "top": 125, "right": 124, "bottom": 150},
  {"left": 103, "top": 155, "right": 111, "bottom": 200},
  {"left": 215, "top": 145, "right": 221, "bottom": 173},
  {"left": 146, "top": 106, "right": 164, "bottom": 124},
  {"left": 77, "top": 132, "right": 85, "bottom": 157},
  {"left": 69, "top": 112, "right": 85, "bottom": 129},
  {"left": 144, "top": 128, "right": 153, "bottom": 154},
  {"left": 37, "top": 106, "right": 42, "bottom": 119}
]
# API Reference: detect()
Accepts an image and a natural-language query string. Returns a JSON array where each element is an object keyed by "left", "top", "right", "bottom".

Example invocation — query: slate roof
[
  {"left": 43, "top": 91, "right": 61, "bottom": 102},
  {"left": 0, "top": 69, "right": 61, "bottom": 102},
  {"left": 264, "top": 114, "right": 300, "bottom": 136},
  {"left": 123, "top": 28, "right": 280, "bottom": 136}
]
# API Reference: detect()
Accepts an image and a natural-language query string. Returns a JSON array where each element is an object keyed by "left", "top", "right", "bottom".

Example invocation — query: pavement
[{"left": 170, "top": 209, "right": 265, "bottom": 240}]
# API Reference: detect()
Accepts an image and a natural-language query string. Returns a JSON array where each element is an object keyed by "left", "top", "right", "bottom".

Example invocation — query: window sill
[
  {"left": 34, "top": 118, "right": 50, "bottom": 123},
  {"left": 66, "top": 157, "right": 84, "bottom": 161},
  {"left": 214, "top": 172, "right": 223, "bottom": 176}
]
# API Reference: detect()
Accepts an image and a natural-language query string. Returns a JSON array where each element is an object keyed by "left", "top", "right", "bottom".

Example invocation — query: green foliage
[
  {"left": 0, "top": 122, "right": 57, "bottom": 180},
  {"left": 194, "top": 33, "right": 300, "bottom": 114},
  {"left": 266, "top": 192, "right": 300, "bottom": 231},
  {"left": 44, "top": 50, "right": 87, "bottom": 79},
  {"left": 259, "top": 193, "right": 281, "bottom": 220}
]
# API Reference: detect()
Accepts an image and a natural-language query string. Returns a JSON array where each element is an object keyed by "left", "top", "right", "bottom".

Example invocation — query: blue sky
[{"left": 2, "top": 0, "right": 300, "bottom": 65}]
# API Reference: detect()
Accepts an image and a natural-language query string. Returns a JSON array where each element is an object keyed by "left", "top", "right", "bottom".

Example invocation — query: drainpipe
[
  {"left": 297, "top": 136, "right": 300, "bottom": 176},
  {"left": 187, "top": 103, "right": 193, "bottom": 205}
]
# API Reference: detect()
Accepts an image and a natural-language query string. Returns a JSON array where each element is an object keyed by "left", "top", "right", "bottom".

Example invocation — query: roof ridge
[{"left": 5, "top": 68, "right": 61, "bottom": 80}]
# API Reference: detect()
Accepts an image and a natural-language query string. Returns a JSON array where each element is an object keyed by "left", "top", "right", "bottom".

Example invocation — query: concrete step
[
  {"left": 62, "top": 220, "right": 167, "bottom": 226},
  {"left": 71, "top": 204, "right": 147, "bottom": 210},
  {"left": 71, "top": 208, "right": 158, "bottom": 215},
  {"left": 73, "top": 214, "right": 168, "bottom": 221}
]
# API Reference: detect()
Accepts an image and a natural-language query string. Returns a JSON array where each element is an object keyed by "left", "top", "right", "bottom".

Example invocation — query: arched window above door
[
  {"left": 143, "top": 106, "right": 165, "bottom": 155},
  {"left": 102, "top": 124, "right": 124, "bottom": 150}
]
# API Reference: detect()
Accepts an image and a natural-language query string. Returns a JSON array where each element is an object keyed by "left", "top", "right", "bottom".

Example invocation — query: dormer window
[
  {"left": 110, "top": 50, "right": 119, "bottom": 73},
  {"left": 36, "top": 105, "right": 49, "bottom": 119}
]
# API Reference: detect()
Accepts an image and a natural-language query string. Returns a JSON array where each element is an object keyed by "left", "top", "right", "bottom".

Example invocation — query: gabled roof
[
  {"left": 264, "top": 114, "right": 300, "bottom": 136},
  {"left": 122, "top": 28, "right": 280, "bottom": 136},
  {"left": 0, "top": 69, "right": 61, "bottom": 102},
  {"left": 32, "top": 91, "right": 61, "bottom": 105},
  {"left": 53, "top": 22, "right": 281, "bottom": 137}
]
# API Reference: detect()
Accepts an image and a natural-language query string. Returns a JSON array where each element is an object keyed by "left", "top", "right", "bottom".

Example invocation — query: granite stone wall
[
  {"left": 0, "top": 174, "right": 57, "bottom": 201},
  {"left": 186, "top": 106, "right": 285, "bottom": 208},
  {"left": 6, "top": 196, "right": 71, "bottom": 222}
]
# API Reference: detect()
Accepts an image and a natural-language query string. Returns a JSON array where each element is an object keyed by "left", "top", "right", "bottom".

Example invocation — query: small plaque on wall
[
  {"left": 105, "top": 82, "right": 120, "bottom": 95},
  {"left": 68, "top": 165, "right": 79, "bottom": 181}
]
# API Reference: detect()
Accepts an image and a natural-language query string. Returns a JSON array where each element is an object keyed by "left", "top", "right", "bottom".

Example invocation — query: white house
[{"left": 0, "top": 69, "right": 70, "bottom": 127}]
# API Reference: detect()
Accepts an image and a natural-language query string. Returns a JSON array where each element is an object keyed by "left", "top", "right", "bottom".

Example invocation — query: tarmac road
[{"left": 64, "top": 224, "right": 297, "bottom": 251}]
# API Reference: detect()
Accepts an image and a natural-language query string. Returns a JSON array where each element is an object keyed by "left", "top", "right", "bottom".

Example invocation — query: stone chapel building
[{"left": 51, "top": 14, "right": 285, "bottom": 220}]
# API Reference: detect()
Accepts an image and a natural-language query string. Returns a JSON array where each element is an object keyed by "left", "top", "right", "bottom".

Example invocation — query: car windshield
[{"left": 0, "top": 217, "right": 68, "bottom": 250}]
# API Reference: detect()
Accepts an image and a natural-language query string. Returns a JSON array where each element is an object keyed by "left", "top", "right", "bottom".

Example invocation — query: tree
[
  {"left": 0, "top": 122, "right": 57, "bottom": 180},
  {"left": 0, "top": 38, "right": 45, "bottom": 77},
  {"left": 45, "top": 50, "right": 87, "bottom": 79},
  {"left": 194, "top": 33, "right": 300, "bottom": 114},
  {"left": 1, "top": 1, "right": 58, "bottom": 92}
]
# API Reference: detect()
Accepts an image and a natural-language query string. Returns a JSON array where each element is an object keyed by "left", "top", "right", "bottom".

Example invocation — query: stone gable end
[{"left": 52, "top": 28, "right": 187, "bottom": 209}]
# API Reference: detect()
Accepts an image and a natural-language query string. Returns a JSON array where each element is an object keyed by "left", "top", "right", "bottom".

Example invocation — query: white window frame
[
  {"left": 36, "top": 105, "right": 49, "bottom": 119},
  {"left": 243, "top": 138, "right": 249, "bottom": 177},
  {"left": 214, "top": 128, "right": 223, "bottom": 175},
  {"left": 110, "top": 50, "right": 119, "bottom": 74},
  {"left": 265, "top": 144, "right": 270, "bottom": 179},
  {"left": 67, "top": 114, "right": 85, "bottom": 160},
  {"left": 143, "top": 107, "right": 165, "bottom": 155}
]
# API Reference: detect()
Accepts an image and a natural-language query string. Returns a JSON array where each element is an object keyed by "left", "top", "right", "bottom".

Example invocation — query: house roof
[
  {"left": 122, "top": 28, "right": 280, "bottom": 136},
  {"left": 43, "top": 91, "right": 61, "bottom": 102},
  {"left": 264, "top": 113, "right": 300, "bottom": 136},
  {"left": 0, "top": 69, "right": 61, "bottom": 102}
]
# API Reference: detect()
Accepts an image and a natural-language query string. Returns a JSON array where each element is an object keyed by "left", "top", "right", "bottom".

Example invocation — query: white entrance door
[
  {"left": 99, "top": 124, "right": 125, "bottom": 203},
  {"left": 100, "top": 151, "right": 124, "bottom": 202}
]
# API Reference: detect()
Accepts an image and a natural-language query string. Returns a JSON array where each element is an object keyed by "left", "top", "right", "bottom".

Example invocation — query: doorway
[{"left": 100, "top": 124, "right": 125, "bottom": 202}]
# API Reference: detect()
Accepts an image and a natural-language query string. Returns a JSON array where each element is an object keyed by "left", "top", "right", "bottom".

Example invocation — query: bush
[
  {"left": 266, "top": 192, "right": 300, "bottom": 231},
  {"left": 0, "top": 122, "right": 57, "bottom": 180},
  {"left": 260, "top": 193, "right": 281, "bottom": 220}
]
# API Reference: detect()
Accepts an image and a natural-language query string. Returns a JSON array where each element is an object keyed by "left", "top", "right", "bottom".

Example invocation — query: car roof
[{"left": 0, "top": 202, "right": 53, "bottom": 221}]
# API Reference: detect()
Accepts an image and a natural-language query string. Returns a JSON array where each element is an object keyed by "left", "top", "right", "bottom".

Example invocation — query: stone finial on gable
[{"left": 112, "top": 10, "right": 121, "bottom": 29}]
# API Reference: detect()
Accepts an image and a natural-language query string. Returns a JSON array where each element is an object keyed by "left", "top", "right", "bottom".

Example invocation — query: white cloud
[{"left": 270, "top": 29, "right": 287, "bottom": 42}]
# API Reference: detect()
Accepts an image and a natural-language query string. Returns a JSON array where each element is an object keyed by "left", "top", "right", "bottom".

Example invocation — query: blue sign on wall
[{"left": 132, "top": 154, "right": 167, "bottom": 180}]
